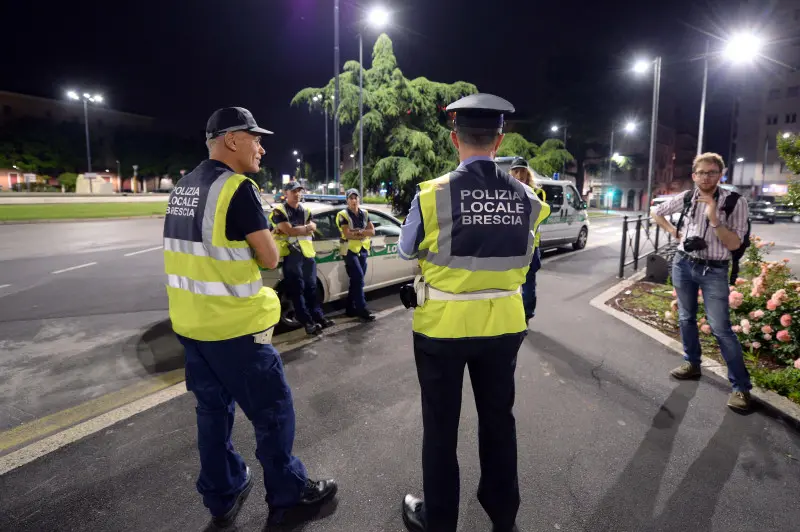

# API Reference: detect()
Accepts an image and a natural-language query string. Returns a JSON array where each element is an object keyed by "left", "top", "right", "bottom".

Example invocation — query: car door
[
  {"left": 564, "top": 184, "right": 585, "bottom": 242},
  {"left": 539, "top": 183, "right": 568, "bottom": 245},
  {"left": 365, "top": 210, "right": 416, "bottom": 287}
]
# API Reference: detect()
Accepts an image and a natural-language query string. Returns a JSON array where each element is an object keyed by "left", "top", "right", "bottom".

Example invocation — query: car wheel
[
  {"left": 792, "top": 214, "right": 800, "bottom": 223},
  {"left": 572, "top": 227, "right": 588, "bottom": 250}
]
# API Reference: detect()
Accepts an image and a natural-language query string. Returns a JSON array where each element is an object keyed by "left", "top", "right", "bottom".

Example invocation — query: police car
[
  {"left": 261, "top": 201, "right": 419, "bottom": 328},
  {"left": 494, "top": 157, "right": 590, "bottom": 251}
]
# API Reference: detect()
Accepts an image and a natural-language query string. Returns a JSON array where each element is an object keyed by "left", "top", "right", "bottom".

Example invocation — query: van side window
[
  {"left": 541, "top": 184, "right": 563, "bottom": 209},
  {"left": 567, "top": 185, "right": 583, "bottom": 209}
]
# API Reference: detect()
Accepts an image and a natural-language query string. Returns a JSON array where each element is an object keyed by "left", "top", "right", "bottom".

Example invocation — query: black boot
[
  {"left": 402, "top": 494, "right": 426, "bottom": 532},
  {"left": 211, "top": 467, "right": 253, "bottom": 528},
  {"left": 267, "top": 478, "right": 338, "bottom": 526},
  {"left": 315, "top": 316, "right": 335, "bottom": 329}
]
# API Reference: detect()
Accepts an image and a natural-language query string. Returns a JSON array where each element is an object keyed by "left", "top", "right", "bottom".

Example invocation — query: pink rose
[
  {"left": 701, "top": 324, "right": 712, "bottom": 334},
  {"left": 698, "top": 289, "right": 703, "bottom": 298},
  {"left": 735, "top": 278, "right": 747, "bottom": 286},
  {"left": 752, "top": 341, "right": 762, "bottom": 349},
  {"left": 795, "top": 358, "right": 800, "bottom": 370},
  {"left": 781, "top": 314, "right": 793, "bottom": 327},
  {"left": 763, "top": 333, "right": 773, "bottom": 341},
  {"left": 769, "top": 241, "right": 775, "bottom": 246},
  {"left": 777, "top": 330, "right": 792, "bottom": 343},
  {"left": 729, "top": 286, "right": 735, "bottom": 292},
  {"left": 783, "top": 258, "right": 790, "bottom": 263},
  {"left": 743, "top": 326, "right": 752, "bottom": 335},
  {"left": 761, "top": 325, "right": 774, "bottom": 334},
  {"left": 700, "top": 317, "right": 707, "bottom": 324},
  {"left": 766, "top": 299, "right": 779, "bottom": 311},
  {"left": 753, "top": 310, "right": 765, "bottom": 319},
  {"left": 732, "top": 325, "right": 743, "bottom": 333},
  {"left": 729, "top": 291, "right": 744, "bottom": 309},
  {"left": 757, "top": 242, "right": 766, "bottom": 249},
  {"left": 672, "top": 288, "right": 677, "bottom": 298},
  {"left": 740, "top": 319, "right": 751, "bottom": 329}
]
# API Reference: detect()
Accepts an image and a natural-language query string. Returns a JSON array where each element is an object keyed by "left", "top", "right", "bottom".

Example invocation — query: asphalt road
[{"left": 1, "top": 215, "right": 800, "bottom": 531}]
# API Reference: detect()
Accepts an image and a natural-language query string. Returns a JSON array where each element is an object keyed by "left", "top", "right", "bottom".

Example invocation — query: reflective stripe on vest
[
  {"left": 418, "top": 174, "right": 542, "bottom": 272},
  {"left": 167, "top": 274, "right": 263, "bottom": 298},
  {"left": 271, "top": 203, "right": 315, "bottom": 258},
  {"left": 164, "top": 237, "right": 253, "bottom": 261},
  {"left": 336, "top": 208, "right": 371, "bottom": 254}
]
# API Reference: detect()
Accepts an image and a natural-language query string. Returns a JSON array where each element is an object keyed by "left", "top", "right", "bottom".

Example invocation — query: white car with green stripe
[
  {"left": 494, "top": 157, "right": 589, "bottom": 251},
  {"left": 262, "top": 201, "right": 419, "bottom": 328}
]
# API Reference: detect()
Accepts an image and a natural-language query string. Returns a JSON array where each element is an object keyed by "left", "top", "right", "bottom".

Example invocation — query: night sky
[{"left": 5, "top": 0, "right": 757, "bottom": 175}]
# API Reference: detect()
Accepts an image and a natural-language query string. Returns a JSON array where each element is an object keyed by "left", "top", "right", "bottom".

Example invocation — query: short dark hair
[{"left": 456, "top": 128, "right": 499, "bottom": 149}]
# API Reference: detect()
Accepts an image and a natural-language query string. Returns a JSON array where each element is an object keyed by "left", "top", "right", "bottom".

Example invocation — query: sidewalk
[{"left": 2, "top": 251, "right": 800, "bottom": 531}]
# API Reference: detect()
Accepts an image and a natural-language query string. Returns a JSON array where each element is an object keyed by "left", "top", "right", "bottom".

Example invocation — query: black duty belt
[{"left": 677, "top": 250, "right": 729, "bottom": 268}]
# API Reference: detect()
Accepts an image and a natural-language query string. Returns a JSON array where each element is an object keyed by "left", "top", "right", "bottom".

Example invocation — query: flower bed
[{"left": 610, "top": 236, "right": 800, "bottom": 404}]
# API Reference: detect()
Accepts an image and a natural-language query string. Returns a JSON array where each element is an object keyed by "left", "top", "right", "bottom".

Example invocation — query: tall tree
[
  {"left": 496, "top": 133, "right": 574, "bottom": 177},
  {"left": 292, "top": 34, "right": 478, "bottom": 212}
]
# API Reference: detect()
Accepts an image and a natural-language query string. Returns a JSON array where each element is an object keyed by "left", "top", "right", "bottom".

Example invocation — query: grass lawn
[{"left": 0, "top": 203, "right": 167, "bottom": 221}]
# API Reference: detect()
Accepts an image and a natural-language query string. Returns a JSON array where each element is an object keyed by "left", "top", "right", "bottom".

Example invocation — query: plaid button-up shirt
[{"left": 653, "top": 187, "right": 749, "bottom": 261}]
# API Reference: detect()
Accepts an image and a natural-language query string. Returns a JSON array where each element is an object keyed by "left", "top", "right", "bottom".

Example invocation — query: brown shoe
[
  {"left": 728, "top": 391, "right": 752, "bottom": 412},
  {"left": 670, "top": 362, "right": 702, "bottom": 380}
]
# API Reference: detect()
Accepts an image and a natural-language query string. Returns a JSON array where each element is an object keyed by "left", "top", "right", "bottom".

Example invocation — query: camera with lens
[{"left": 683, "top": 236, "right": 708, "bottom": 252}]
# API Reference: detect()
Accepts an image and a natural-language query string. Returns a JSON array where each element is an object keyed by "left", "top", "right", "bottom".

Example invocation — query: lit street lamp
[
  {"left": 549, "top": 124, "right": 568, "bottom": 175},
  {"left": 632, "top": 57, "right": 661, "bottom": 207},
  {"left": 311, "top": 94, "right": 333, "bottom": 183},
  {"left": 783, "top": 132, "right": 792, "bottom": 139},
  {"left": 737, "top": 157, "right": 745, "bottom": 163},
  {"left": 67, "top": 89, "right": 103, "bottom": 193},
  {"left": 357, "top": 5, "right": 391, "bottom": 198},
  {"left": 607, "top": 120, "right": 637, "bottom": 209}
]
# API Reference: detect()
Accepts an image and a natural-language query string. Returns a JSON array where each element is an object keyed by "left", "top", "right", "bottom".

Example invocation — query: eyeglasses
[{"left": 694, "top": 170, "right": 721, "bottom": 178}]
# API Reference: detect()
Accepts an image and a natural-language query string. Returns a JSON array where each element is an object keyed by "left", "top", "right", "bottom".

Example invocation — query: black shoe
[
  {"left": 315, "top": 317, "right": 335, "bottom": 329},
  {"left": 304, "top": 323, "right": 322, "bottom": 336},
  {"left": 357, "top": 310, "right": 376, "bottom": 322},
  {"left": 211, "top": 467, "right": 253, "bottom": 528},
  {"left": 267, "top": 478, "right": 338, "bottom": 526},
  {"left": 345, "top": 308, "right": 358, "bottom": 318},
  {"left": 402, "top": 494, "right": 426, "bottom": 532}
]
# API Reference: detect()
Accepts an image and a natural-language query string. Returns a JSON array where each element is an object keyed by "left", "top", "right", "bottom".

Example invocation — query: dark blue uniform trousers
[
  {"left": 521, "top": 247, "right": 542, "bottom": 319},
  {"left": 344, "top": 248, "right": 368, "bottom": 312},
  {"left": 179, "top": 333, "right": 307, "bottom": 517},
  {"left": 282, "top": 251, "right": 325, "bottom": 325},
  {"left": 413, "top": 332, "right": 525, "bottom": 532}
]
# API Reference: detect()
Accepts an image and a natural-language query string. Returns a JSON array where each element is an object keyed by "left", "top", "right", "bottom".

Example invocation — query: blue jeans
[
  {"left": 179, "top": 333, "right": 308, "bottom": 516},
  {"left": 522, "top": 247, "right": 541, "bottom": 319},
  {"left": 344, "top": 248, "right": 368, "bottom": 312},
  {"left": 283, "top": 251, "right": 325, "bottom": 325},
  {"left": 672, "top": 255, "right": 752, "bottom": 392}
]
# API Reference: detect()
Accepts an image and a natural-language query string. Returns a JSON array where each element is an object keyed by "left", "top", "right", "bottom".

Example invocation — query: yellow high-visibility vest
[
  {"left": 335, "top": 208, "right": 372, "bottom": 255},
  {"left": 270, "top": 203, "right": 316, "bottom": 258},
  {"left": 413, "top": 165, "right": 550, "bottom": 339},
  {"left": 164, "top": 166, "right": 280, "bottom": 341}
]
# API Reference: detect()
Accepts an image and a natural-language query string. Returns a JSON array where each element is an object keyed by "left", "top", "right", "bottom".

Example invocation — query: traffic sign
[
  {"left": 84, "top": 172, "right": 98, "bottom": 180},
  {"left": 23, "top": 173, "right": 37, "bottom": 183},
  {"left": 553, "top": 172, "right": 560, "bottom": 180}
]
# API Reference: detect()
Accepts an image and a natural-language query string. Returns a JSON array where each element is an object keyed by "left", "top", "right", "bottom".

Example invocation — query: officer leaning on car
[
  {"left": 270, "top": 181, "right": 335, "bottom": 336},
  {"left": 336, "top": 188, "right": 377, "bottom": 321}
]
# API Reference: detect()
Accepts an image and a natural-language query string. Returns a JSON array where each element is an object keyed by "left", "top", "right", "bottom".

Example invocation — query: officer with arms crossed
[
  {"left": 336, "top": 188, "right": 377, "bottom": 321},
  {"left": 397, "top": 94, "right": 550, "bottom": 532},
  {"left": 164, "top": 107, "right": 337, "bottom": 528},
  {"left": 270, "top": 181, "right": 335, "bottom": 335},
  {"left": 651, "top": 152, "right": 753, "bottom": 411}
]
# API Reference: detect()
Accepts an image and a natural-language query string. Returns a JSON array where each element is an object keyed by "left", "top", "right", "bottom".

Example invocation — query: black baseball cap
[
  {"left": 283, "top": 181, "right": 305, "bottom": 192},
  {"left": 205, "top": 107, "right": 274, "bottom": 140},
  {"left": 346, "top": 188, "right": 359, "bottom": 198},
  {"left": 510, "top": 157, "right": 529, "bottom": 170}
]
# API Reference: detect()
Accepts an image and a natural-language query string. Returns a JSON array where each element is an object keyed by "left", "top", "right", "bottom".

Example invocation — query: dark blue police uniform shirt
[
  {"left": 340, "top": 208, "right": 366, "bottom": 229},
  {"left": 271, "top": 203, "right": 307, "bottom": 227},
  {"left": 211, "top": 161, "right": 269, "bottom": 241}
]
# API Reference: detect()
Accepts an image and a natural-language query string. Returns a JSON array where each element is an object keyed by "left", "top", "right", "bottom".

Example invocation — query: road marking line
[
  {"left": 786, "top": 249, "right": 800, "bottom": 254},
  {"left": 0, "top": 284, "right": 10, "bottom": 289},
  {"left": 51, "top": 262, "right": 97, "bottom": 275},
  {"left": 124, "top": 246, "right": 163, "bottom": 257},
  {"left": 0, "top": 382, "right": 188, "bottom": 476},
  {"left": 595, "top": 226, "right": 619, "bottom": 233},
  {"left": 0, "top": 304, "right": 406, "bottom": 476}
]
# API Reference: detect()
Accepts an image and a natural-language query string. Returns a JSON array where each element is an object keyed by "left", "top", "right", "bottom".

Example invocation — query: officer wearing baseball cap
[
  {"left": 397, "top": 94, "right": 550, "bottom": 532},
  {"left": 270, "top": 180, "right": 335, "bottom": 335},
  {"left": 164, "top": 107, "right": 338, "bottom": 528},
  {"left": 335, "top": 188, "right": 376, "bottom": 321}
]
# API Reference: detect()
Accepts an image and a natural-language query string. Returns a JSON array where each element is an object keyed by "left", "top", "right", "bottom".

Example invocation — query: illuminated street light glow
[
  {"left": 293, "top": 150, "right": 298, "bottom": 155},
  {"left": 783, "top": 132, "right": 792, "bottom": 139},
  {"left": 67, "top": 90, "right": 79, "bottom": 100},
  {"left": 737, "top": 157, "right": 745, "bottom": 162},
  {"left": 83, "top": 93, "right": 91, "bottom": 99},
  {"left": 724, "top": 33, "right": 762, "bottom": 62},
  {"left": 613, "top": 152, "right": 620, "bottom": 158},
  {"left": 550, "top": 125, "right": 559, "bottom": 132},
  {"left": 296, "top": 158, "right": 301, "bottom": 163},
  {"left": 93, "top": 95, "right": 103, "bottom": 103},
  {"left": 624, "top": 121, "right": 636, "bottom": 133},
  {"left": 633, "top": 60, "right": 650, "bottom": 74},
  {"left": 367, "top": 6, "right": 390, "bottom": 28}
]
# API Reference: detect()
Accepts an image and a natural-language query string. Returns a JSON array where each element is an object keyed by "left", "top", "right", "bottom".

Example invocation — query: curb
[
  {"left": 0, "top": 215, "right": 166, "bottom": 225},
  {"left": 590, "top": 272, "right": 800, "bottom": 429}
]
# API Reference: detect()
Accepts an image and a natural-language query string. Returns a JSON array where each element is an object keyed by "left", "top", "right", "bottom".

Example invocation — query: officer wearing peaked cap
[
  {"left": 397, "top": 94, "right": 550, "bottom": 532},
  {"left": 164, "top": 107, "right": 337, "bottom": 528}
]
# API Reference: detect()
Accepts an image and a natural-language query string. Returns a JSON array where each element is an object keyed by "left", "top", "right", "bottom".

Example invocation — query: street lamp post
[
  {"left": 634, "top": 57, "right": 662, "bottom": 208},
  {"left": 607, "top": 121, "right": 636, "bottom": 211},
  {"left": 312, "top": 94, "right": 331, "bottom": 183},
  {"left": 550, "top": 124, "right": 568, "bottom": 175},
  {"left": 334, "top": 0, "right": 341, "bottom": 189},
  {"left": 67, "top": 90, "right": 103, "bottom": 194},
  {"left": 357, "top": 6, "right": 391, "bottom": 199}
]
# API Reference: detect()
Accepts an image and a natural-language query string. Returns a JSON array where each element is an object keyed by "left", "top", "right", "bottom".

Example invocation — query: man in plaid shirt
[{"left": 651, "top": 152, "right": 752, "bottom": 412}]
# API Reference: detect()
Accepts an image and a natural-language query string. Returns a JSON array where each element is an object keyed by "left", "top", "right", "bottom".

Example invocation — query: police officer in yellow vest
[
  {"left": 397, "top": 94, "right": 550, "bottom": 532},
  {"left": 335, "top": 188, "right": 377, "bottom": 321},
  {"left": 270, "top": 181, "right": 335, "bottom": 335},
  {"left": 164, "top": 107, "right": 337, "bottom": 528}
]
